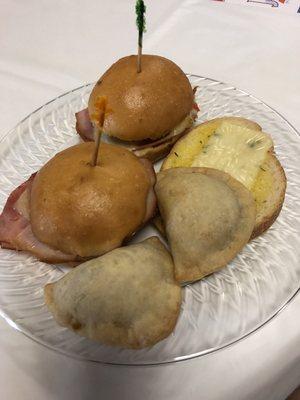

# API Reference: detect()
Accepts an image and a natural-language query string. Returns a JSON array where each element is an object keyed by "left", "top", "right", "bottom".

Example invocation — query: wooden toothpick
[
  {"left": 90, "top": 96, "right": 108, "bottom": 167},
  {"left": 135, "top": 0, "right": 146, "bottom": 73},
  {"left": 91, "top": 126, "right": 103, "bottom": 167}
]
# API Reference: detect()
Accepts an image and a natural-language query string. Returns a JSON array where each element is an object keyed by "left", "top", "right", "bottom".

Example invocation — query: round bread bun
[
  {"left": 88, "top": 55, "right": 194, "bottom": 142},
  {"left": 30, "top": 143, "right": 156, "bottom": 258}
]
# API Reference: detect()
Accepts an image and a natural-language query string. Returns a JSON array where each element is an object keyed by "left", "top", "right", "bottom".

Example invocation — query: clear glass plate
[{"left": 0, "top": 76, "right": 299, "bottom": 365}]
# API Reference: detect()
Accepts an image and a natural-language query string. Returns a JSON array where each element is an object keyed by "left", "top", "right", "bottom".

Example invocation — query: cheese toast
[{"left": 159, "top": 117, "right": 286, "bottom": 238}]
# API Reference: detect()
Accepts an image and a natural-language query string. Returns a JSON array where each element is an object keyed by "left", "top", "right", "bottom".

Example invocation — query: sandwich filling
[
  {"left": 0, "top": 175, "right": 78, "bottom": 263},
  {"left": 75, "top": 103, "right": 199, "bottom": 147}
]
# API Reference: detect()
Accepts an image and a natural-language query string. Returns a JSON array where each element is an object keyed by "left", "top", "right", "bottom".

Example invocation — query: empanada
[
  {"left": 155, "top": 168, "right": 256, "bottom": 283},
  {"left": 44, "top": 237, "right": 181, "bottom": 349}
]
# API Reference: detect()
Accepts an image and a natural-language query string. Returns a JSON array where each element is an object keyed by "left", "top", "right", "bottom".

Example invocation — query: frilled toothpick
[
  {"left": 90, "top": 96, "right": 110, "bottom": 166},
  {"left": 136, "top": 0, "right": 146, "bottom": 73}
]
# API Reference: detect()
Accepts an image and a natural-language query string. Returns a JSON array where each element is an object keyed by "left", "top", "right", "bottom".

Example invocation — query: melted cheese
[
  {"left": 171, "top": 108, "right": 197, "bottom": 137},
  {"left": 191, "top": 122, "right": 273, "bottom": 189}
]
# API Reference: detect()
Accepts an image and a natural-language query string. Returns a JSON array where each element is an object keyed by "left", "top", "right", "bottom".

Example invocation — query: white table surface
[{"left": 1, "top": 1, "right": 300, "bottom": 399}]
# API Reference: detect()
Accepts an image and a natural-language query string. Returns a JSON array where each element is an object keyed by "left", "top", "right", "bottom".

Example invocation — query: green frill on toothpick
[{"left": 135, "top": 0, "right": 146, "bottom": 73}]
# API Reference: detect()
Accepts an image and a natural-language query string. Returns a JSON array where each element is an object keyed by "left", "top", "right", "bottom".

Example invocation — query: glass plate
[{"left": 0, "top": 76, "right": 299, "bottom": 366}]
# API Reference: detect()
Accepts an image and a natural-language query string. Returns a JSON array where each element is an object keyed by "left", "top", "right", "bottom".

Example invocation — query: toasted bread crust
[{"left": 251, "top": 153, "right": 286, "bottom": 238}]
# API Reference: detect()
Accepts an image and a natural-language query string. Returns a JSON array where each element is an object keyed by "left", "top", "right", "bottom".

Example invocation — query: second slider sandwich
[{"left": 76, "top": 55, "right": 199, "bottom": 162}]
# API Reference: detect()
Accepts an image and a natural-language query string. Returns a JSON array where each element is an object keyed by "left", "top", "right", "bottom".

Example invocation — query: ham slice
[
  {"left": 0, "top": 174, "right": 78, "bottom": 263},
  {"left": 0, "top": 175, "right": 34, "bottom": 250},
  {"left": 75, "top": 108, "right": 94, "bottom": 142}
]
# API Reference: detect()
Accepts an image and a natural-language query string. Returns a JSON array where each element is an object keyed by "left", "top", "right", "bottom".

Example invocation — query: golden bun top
[
  {"left": 30, "top": 143, "right": 155, "bottom": 258},
  {"left": 88, "top": 55, "right": 194, "bottom": 141}
]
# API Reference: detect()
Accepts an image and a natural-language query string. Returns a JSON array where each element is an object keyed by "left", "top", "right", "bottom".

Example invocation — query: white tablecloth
[{"left": 1, "top": 1, "right": 300, "bottom": 399}]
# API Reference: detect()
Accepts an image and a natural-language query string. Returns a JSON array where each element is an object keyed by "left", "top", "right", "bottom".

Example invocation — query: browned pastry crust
[
  {"left": 44, "top": 237, "right": 181, "bottom": 349},
  {"left": 155, "top": 167, "right": 256, "bottom": 283}
]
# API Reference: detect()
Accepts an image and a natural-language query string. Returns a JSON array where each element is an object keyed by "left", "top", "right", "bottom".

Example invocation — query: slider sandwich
[
  {"left": 0, "top": 143, "right": 156, "bottom": 263},
  {"left": 76, "top": 55, "right": 199, "bottom": 162}
]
